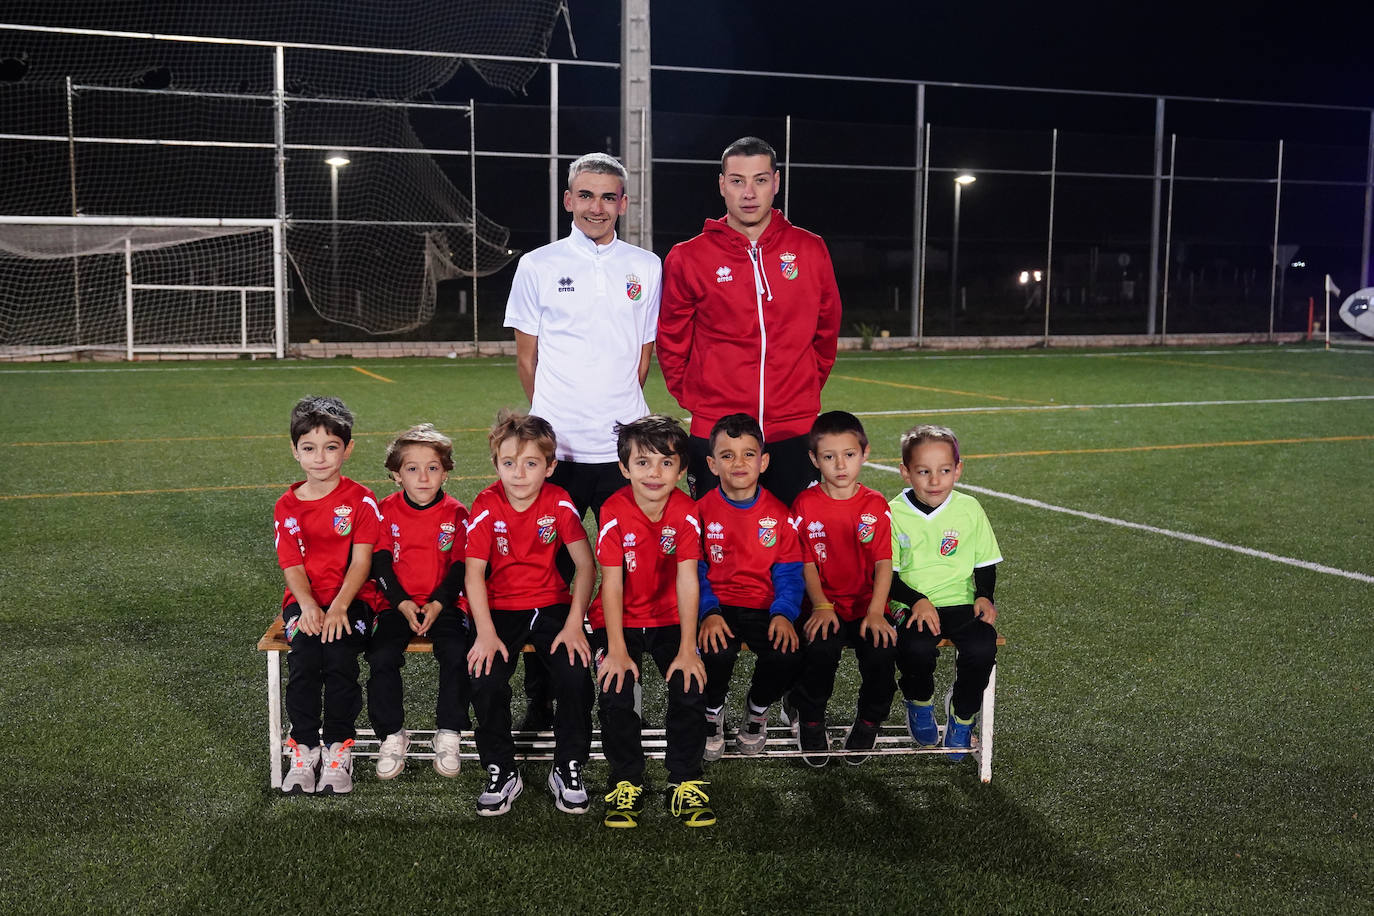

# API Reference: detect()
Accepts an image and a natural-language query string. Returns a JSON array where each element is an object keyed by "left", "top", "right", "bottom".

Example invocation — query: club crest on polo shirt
[
  {"left": 660, "top": 525, "right": 677, "bottom": 554},
  {"left": 757, "top": 515, "right": 778, "bottom": 548},
  {"left": 496, "top": 536, "right": 510, "bottom": 556},
  {"left": 779, "top": 251, "right": 799, "bottom": 280},
  {"left": 626, "top": 274, "right": 643, "bottom": 301},
  {"left": 940, "top": 529, "right": 960, "bottom": 557},
  {"left": 858, "top": 513, "right": 878, "bottom": 544},
  {"left": 625, "top": 550, "right": 638, "bottom": 573},
  {"left": 438, "top": 522, "right": 455, "bottom": 552},
  {"left": 333, "top": 505, "right": 353, "bottom": 536},
  {"left": 536, "top": 515, "right": 557, "bottom": 545},
  {"left": 709, "top": 543, "right": 724, "bottom": 564},
  {"left": 715, "top": 266, "right": 733, "bottom": 283},
  {"left": 813, "top": 542, "right": 828, "bottom": 564}
]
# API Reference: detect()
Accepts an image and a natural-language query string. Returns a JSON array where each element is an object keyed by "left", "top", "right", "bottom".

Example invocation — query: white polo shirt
[{"left": 504, "top": 229, "right": 662, "bottom": 463}]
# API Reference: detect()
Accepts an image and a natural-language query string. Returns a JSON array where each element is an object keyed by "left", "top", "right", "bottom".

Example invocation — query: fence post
[
  {"left": 1146, "top": 97, "right": 1165, "bottom": 337},
  {"left": 910, "top": 84, "right": 925, "bottom": 341}
]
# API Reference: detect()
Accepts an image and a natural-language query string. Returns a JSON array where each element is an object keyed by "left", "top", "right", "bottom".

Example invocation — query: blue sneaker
[
  {"left": 905, "top": 699, "right": 939, "bottom": 746},
  {"left": 943, "top": 692, "right": 975, "bottom": 763}
]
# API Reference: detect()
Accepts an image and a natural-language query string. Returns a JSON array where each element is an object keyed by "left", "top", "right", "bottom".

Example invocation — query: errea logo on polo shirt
[
  {"left": 557, "top": 276, "right": 575, "bottom": 292},
  {"left": 715, "top": 266, "right": 733, "bottom": 283}
]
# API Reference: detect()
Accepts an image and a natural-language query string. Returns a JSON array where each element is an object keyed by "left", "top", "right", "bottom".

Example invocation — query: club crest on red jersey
[
  {"left": 625, "top": 550, "right": 638, "bottom": 573},
  {"left": 438, "top": 522, "right": 456, "bottom": 552},
  {"left": 813, "top": 542, "right": 828, "bottom": 563},
  {"left": 536, "top": 515, "right": 557, "bottom": 545},
  {"left": 626, "top": 274, "right": 643, "bottom": 301},
  {"left": 333, "top": 505, "right": 353, "bottom": 536},
  {"left": 858, "top": 512, "right": 878, "bottom": 544},
  {"left": 779, "top": 251, "right": 798, "bottom": 280},
  {"left": 758, "top": 515, "right": 778, "bottom": 548},
  {"left": 940, "top": 529, "right": 959, "bottom": 556},
  {"left": 709, "top": 543, "right": 724, "bottom": 564},
  {"left": 496, "top": 535, "right": 510, "bottom": 556},
  {"left": 660, "top": 525, "right": 677, "bottom": 554}
]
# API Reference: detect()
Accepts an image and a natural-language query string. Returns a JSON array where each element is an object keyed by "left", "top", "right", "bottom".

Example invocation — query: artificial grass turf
[{"left": 0, "top": 345, "right": 1371, "bottom": 914}]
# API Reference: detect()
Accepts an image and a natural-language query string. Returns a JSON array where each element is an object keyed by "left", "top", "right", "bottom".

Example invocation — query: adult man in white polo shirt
[{"left": 503, "top": 152, "right": 662, "bottom": 729}]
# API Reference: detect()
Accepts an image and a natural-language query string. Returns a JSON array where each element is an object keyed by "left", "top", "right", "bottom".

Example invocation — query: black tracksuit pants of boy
[
  {"left": 895, "top": 604, "right": 998, "bottom": 721},
  {"left": 470, "top": 604, "right": 591, "bottom": 771},
  {"left": 791, "top": 611, "right": 899, "bottom": 725},
  {"left": 365, "top": 605, "right": 472, "bottom": 740},
  {"left": 282, "top": 599, "right": 373, "bottom": 747},
  {"left": 701, "top": 605, "right": 802, "bottom": 711},
  {"left": 592, "top": 625, "right": 706, "bottom": 787}
]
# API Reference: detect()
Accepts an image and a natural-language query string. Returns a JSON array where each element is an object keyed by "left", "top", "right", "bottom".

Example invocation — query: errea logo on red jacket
[{"left": 715, "top": 266, "right": 733, "bottom": 283}]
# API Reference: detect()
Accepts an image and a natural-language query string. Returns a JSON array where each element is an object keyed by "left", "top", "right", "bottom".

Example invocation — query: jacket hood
[{"left": 700, "top": 210, "right": 793, "bottom": 252}]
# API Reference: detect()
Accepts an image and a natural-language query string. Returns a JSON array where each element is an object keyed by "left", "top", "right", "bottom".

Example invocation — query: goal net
[{"left": 0, "top": 1, "right": 570, "bottom": 356}]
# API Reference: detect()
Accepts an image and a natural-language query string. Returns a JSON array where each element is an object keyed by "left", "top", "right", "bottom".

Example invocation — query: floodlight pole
[{"left": 950, "top": 174, "right": 975, "bottom": 332}]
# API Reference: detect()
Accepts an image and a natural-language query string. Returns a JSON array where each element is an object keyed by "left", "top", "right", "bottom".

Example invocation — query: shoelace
[
  {"left": 670, "top": 780, "right": 711, "bottom": 816},
  {"left": 287, "top": 738, "right": 309, "bottom": 767},
  {"left": 563, "top": 760, "right": 584, "bottom": 791},
  {"left": 325, "top": 738, "right": 355, "bottom": 768},
  {"left": 605, "top": 781, "right": 642, "bottom": 810}
]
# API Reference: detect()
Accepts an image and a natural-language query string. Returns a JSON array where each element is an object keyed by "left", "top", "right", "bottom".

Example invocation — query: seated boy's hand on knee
[
  {"left": 909, "top": 599, "right": 940, "bottom": 635},
  {"left": 768, "top": 615, "right": 799, "bottom": 652},
  {"left": 467, "top": 633, "right": 507, "bottom": 676},
  {"left": 551, "top": 622, "right": 590, "bottom": 666},
  {"left": 667, "top": 650, "right": 706, "bottom": 693},
  {"left": 698, "top": 614, "right": 732, "bottom": 653},
  {"left": 321, "top": 605, "right": 349, "bottom": 642},
  {"left": 414, "top": 600, "right": 443, "bottom": 636},
  {"left": 974, "top": 597, "right": 997, "bottom": 627},
  {"left": 803, "top": 606, "right": 839, "bottom": 641},
  {"left": 598, "top": 651, "right": 638, "bottom": 692},
  {"left": 861, "top": 611, "right": 897, "bottom": 648}
]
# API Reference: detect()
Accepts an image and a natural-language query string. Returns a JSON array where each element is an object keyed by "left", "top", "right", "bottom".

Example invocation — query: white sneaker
[
  {"left": 704, "top": 706, "right": 726, "bottom": 762},
  {"left": 432, "top": 728, "right": 462, "bottom": 778},
  {"left": 317, "top": 739, "right": 355, "bottom": 795},
  {"left": 548, "top": 760, "right": 590, "bottom": 814},
  {"left": 282, "top": 738, "right": 319, "bottom": 794},
  {"left": 476, "top": 764, "right": 523, "bottom": 816},
  {"left": 376, "top": 729, "right": 410, "bottom": 780}
]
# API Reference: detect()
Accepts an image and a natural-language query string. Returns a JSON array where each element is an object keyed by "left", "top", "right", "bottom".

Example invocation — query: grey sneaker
[
  {"left": 317, "top": 739, "right": 355, "bottom": 794},
  {"left": 432, "top": 728, "right": 462, "bottom": 778},
  {"left": 476, "top": 764, "right": 523, "bottom": 816},
  {"left": 548, "top": 760, "right": 590, "bottom": 814},
  {"left": 282, "top": 738, "right": 319, "bottom": 794},
  {"left": 704, "top": 706, "right": 726, "bottom": 762},
  {"left": 736, "top": 707, "right": 769, "bottom": 755},
  {"left": 376, "top": 729, "right": 410, "bottom": 780},
  {"left": 799, "top": 720, "right": 830, "bottom": 768}
]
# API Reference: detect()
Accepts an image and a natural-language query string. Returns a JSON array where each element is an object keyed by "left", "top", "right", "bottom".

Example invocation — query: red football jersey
[
  {"left": 791, "top": 484, "right": 893, "bottom": 621},
  {"left": 274, "top": 476, "right": 383, "bottom": 610},
  {"left": 464, "top": 481, "right": 588, "bottom": 611},
  {"left": 589, "top": 486, "right": 702, "bottom": 630},
  {"left": 377, "top": 490, "right": 470, "bottom": 607},
  {"left": 696, "top": 486, "right": 802, "bottom": 609}
]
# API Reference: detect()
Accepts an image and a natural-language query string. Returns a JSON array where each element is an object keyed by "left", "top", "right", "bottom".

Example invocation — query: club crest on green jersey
[{"left": 940, "top": 529, "right": 959, "bottom": 556}]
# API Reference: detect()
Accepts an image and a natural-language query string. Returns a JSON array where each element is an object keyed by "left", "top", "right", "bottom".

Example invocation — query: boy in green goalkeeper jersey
[{"left": 887, "top": 424, "right": 1002, "bottom": 762}]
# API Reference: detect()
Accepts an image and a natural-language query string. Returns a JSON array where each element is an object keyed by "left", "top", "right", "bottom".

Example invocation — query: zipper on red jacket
[{"left": 748, "top": 242, "right": 773, "bottom": 432}]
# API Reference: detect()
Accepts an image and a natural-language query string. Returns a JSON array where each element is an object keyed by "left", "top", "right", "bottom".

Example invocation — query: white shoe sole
[{"left": 476, "top": 775, "right": 523, "bottom": 816}]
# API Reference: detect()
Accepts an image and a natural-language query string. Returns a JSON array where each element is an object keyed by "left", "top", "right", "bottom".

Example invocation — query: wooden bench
[{"left": 258, "top": 617, "right": 1006, "bottom": 786}]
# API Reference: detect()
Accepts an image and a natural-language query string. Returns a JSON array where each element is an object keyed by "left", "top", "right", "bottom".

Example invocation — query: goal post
[{"left": 0, "top": 215, "right": 284, "bottom": 359}]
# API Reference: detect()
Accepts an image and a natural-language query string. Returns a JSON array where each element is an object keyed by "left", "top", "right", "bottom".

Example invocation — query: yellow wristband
[{"left": 812, "top": 602, "right": 835, "bottom": 612}]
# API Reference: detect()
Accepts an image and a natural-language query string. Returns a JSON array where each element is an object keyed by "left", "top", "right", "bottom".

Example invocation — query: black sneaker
[
  {"left": 800, "top": 720, "right": 830, "bottom": 768},
  {"left": 548, "top": 760, "right": 590, "bottom": 814},
  {"left": 476, "top": 764, "right": 523, "bottom": 816},
  {"left": 603, "top": 780, "right": 645, "bottom": 828},
  {"left": 843, "top": 719, "right": 881, "bottom": 766},
  {"left": 667, "top": 780, "right": 716, "bottom": 827}
]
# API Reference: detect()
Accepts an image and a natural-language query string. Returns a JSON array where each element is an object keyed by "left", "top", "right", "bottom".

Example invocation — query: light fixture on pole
[
  {"left": 950, "top": 173, "right": 976, "bottom": 329},
  {"left": 325, "top": 154, "right": 350, "bottom": 307}
]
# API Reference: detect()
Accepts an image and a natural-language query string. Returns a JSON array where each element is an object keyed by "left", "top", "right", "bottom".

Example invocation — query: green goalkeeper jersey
[{"left": 889, "top": 488, "right": 1002, "bottom": 606}]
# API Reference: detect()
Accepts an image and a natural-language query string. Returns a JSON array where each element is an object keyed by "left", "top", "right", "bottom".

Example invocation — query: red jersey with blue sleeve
[
  {"left": 464, "top": 481, "right": 587, "bottom": 611},
  {"left": 791, "top": 484, "right": 892, "bottom": 622},
  {"left": 273, "top": 475, "right": 383, "bottom": 610},
  {"left": 696, "top": 486, "right": 803, "bottom": 617},
  {"left": 588, "top": 486, "right": 702, "bottom": 630},
  {"left": 376, "top": 491, "right": 469, "bottom": 607}
]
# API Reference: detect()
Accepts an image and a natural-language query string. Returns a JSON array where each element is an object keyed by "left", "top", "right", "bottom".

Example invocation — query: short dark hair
[
  {"left": 720, "top": 136, "right": 777, "bottom": 174},
  {"left": 615, "top": 414, "right": 689, "bottom": 466},
  {"left": 290, "top": 395, "right": 354, "bottom": 445},
  {"left": 708, "top": 412, "right": 764, "bottom": 453},
  {"left": 808, "top": 410, "right": 868, "bottom": 453},
  {"left": 384, "top": 423, "right": 454, "bottom": 474}
]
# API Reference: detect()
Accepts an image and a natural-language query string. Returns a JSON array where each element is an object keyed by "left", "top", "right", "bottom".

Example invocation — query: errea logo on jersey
[
  {"left": 557, "top": 276, "right": 575, "bottom": 292},
  {"left": 706, "top": 521, "right": 725, "bottom": 540},
  {"left": 623, "top": 533, "right": 638, "bottom": 548},
  {"left": 715, "top": 266, "right": 733, "bottom": 283},
  {"left": 806, "top": 520, "right": 826, "bottom": 539}
]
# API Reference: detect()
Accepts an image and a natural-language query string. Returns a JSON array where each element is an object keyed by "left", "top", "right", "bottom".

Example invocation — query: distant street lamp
[
  {"left": 326, "top": 154, "right": 350, "bottom": 306},
  {"left": 950, "top": 173, "right": 976, "bottom": 330}
]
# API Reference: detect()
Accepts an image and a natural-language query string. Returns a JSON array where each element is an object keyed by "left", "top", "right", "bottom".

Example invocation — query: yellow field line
[
  {"left": 5, "top": 428, "right": 490, "bottom": 447},
  {"left": 0, "top": 475, "right": 497, "bottom": 501},
  {"left": 828, "top": 373, "right": 1047, "bottom": 404},
  {"left": 1110, "top": 355, "right": 1371, "bottom": 383},
  {"left": 351, "top": 366, "right": 394, "bottom": 382}
]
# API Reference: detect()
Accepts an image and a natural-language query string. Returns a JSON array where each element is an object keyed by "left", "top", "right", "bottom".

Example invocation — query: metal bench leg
[
  {"left": 978, "top": 662, "right": 996, "bottom": 783},
  {"left": 268, "top": 649, "right": 283, "bottom": 788}
]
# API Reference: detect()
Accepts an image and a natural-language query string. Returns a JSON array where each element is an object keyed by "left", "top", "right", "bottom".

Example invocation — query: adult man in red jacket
[{"left": 658, "top": 136, "right": 842, "bottom": 505}]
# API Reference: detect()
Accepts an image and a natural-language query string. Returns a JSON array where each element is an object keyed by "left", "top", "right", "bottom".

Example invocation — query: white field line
[
  {"left": 840, "top": 347, "right": 1374, "bottom": 362},
  {"left": 853, "top": 394, "right": 1374, "bottom": 418},
  {"left": 866, "top": 463, "right": 1374, "bottom": 584},
  {"left": 0, "top": 361, "right": 516, "bottom": 374}
]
